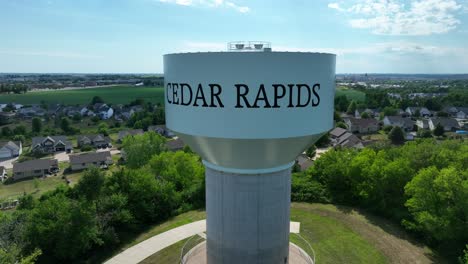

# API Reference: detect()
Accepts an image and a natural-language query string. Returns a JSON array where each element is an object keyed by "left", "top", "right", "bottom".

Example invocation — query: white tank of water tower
[{"left": 164, "top": 41, "right": 336, "bottom": 264}]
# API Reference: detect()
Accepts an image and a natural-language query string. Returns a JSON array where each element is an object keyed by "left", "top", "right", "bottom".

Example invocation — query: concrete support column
[{"left": 205, "top": 163, "right": 292, "bottom": 264}]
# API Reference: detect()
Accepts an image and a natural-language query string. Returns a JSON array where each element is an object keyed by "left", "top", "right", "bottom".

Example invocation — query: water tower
[{"left": 164, "top": 41, "right": 336, "bottom": 263}]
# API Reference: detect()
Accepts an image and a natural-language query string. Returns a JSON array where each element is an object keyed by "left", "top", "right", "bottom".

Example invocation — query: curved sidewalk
[{"left": 105, "top": 220, "right": 301, "bottom": 264}]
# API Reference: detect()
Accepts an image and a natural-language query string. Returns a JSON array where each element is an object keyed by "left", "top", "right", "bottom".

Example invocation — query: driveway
[
  {"left": 0, "top": 157, "right": 18, "bottom": 169},
  {"left": 54, "top": 151, "right": 70, "bottom": 162},
  {"left": 96, "top": 147, "right": 121, "bottom": 155}
]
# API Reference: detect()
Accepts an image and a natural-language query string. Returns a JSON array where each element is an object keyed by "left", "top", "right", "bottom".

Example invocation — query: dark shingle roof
[
  {"left": 69, "top": 151, "right": 112, "bottom": 164},
  {"left": 13, "top": 159, "right": 58, "bottom": 173},
  {"left": 32, "top": 136, "right": 72, "bottom": 148}
]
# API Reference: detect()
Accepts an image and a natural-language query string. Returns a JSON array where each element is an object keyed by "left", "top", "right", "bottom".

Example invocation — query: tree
[
  {"left": 13, "top": 125, "right": 27, "bottom": 135},
  {"left": 122, "top": 132, "right": 167, "bottom": 169},
  {"left": 436, "top": 111, "right": 449, "bottom": 117},
  {"left": 334, "top": 95, "right": 349, "bottom": 112},
  {"left": 334, "top": 111, "right": 343, "bottom": 122},
  {"left": 32, "top": 117, "right": 42, "bottom": 134},
  {"left": 388, "top": 126, "right": 405, "bottom": 145},
  {"left": 149, "top": 151, "right": 205, "bottom": 208},
  {"left": 405, "top": 167, "right": 468, "bottom": 255},
  {"left": 60, "top": 117, "right": 70, "bottom": 133},
  {"left": 336, "top": 122, "right": 347, "bottom": 129},
  {"left": 1, "top": 127, "right": 12, "bottom": 137},
  {"left": 91, "top": 96, "right": 104, "bottom": 105},
  {"left": 305, "top": 145, "right": 316, "bottom": 158},
  {"left": 360, "top": 112, "right": 370, "bottom": 119},
  {"left": 417, "top": 129, "right": 432, "bottom": 138},
  {"left": 315, "top": 133, "right": 330, "bottom": 148},
  {"left": 73, "top": 168, "right": 105, "bottom": 201},
  {"left": 433, "top": 123, "right": 445, "bottom": 137},
  {"left": 414, "top": 109, "right": 421, "bottom": 118},
  {"left": 25, "top": 193, "right": 102, "bottom": 260},
  {"left": 346, "top": 101, "right": 357, "bottom": 114},
  {"left": 97, "top": 122, "right": 109, "bottom": 136}
]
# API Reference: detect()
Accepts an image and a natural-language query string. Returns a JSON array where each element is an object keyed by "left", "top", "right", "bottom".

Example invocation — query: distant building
[
  {"left": 428, "top": 117, "right": 460, "bottom": 131},
  {"left": 69, "top": 151, "right": 113, "bottom": 171},
  {"left": 148, "top": 125, "right": 176, "bottom": 138},
  {"left": 416, "top": 119, "right": 429, "bottom": 130},
  {"left": 166, "top": 138, "right": 185, "bottom": 151},
  {"left": 405, "top": 107, "right": 431, "bottom": 117},
  {"left": 117, "top": 129, "right": 144, "bottom": 142},
  {"left": 456, "top": 107, "right": 468, "bottom": 119},
  {"left": 32, "top": 136, "right": 72, "bottom": 154},
  {"left": 383, "top": 116, "right": 415, "bottom": 131},
  {"left": 0, "top": 166, "right": 6, "bottom": 182},
  {"left": 296, "top": 154, "right": 313, "bottom": 172},
  {"left": 0, "top": 141, "right": 22, "bottom": 159},
  {"left": 344, "top": 117, "right": 379, "bottom": 133},
  {"left": 93, "top": 103, "right": 114, "bottom": 119},
  {"left": 77, "top": 134, "right": 112, "bottom": 148},
  {"left": 18, "top": 105, "right": 46, "bottom": 118},
  {"left": 12, "top": 159, "right": 58, "bottom": 181},
  {"left": 329, "top": 127, "right": 363, "bottom": 148}
]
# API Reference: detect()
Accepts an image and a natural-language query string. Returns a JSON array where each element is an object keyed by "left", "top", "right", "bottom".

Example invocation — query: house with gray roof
[
  {"left": 344, "top": 117, "right": 379, "bottom": 134},
  {"left": 69, "top": 151, "right": 113, "bottom": 171},
  {"left": 77, "top": 134, "right": 112, "bottom": 148},
  {"left": 32, "top": 136, "right": 72, "bottom": 154},
  {"left": 405, "top": 107, "right": 431, "bottom": 117},
  {"left": 12, "top": 159, "right": 58, "bottom": 181},
  {"left": 148, "top": 125, "right": 176, "bottom": 138},
  {"left": 428, "top": 117, "right": 460, "bottom": 131},
  {"left": 383, "top": 116, "right": 415, "bottom": 131},
  {"left": 117, "top": 129, "right": 144, "bottom": 142},
  {"left": 456, "top": 107, "right": 468, "bottom": 119},
  {"left": 0, "top": 141, "right": 22, "bottom": 159}
]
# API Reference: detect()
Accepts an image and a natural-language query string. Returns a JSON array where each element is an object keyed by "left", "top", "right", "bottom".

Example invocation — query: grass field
[
  {"left": 0, "top": 86, "right": 165, "bottom": 105},
  {"left": 336, "top": 86, "right": 366, "bottom": 102},
  {"left": 136, "top": 203, "right": 441, "bottom": 264}
]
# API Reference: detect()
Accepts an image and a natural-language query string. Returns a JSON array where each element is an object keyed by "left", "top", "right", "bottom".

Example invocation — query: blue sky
[{"left": 1, "top": 0, "right": 468, "bottom": 73}]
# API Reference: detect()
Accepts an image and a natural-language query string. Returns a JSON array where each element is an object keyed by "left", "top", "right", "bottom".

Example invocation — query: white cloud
[
  {"left": 328, "top": 0, "right": 462, "bottom": 35},
  {"left": 158, "top": 0, "right": 249, "bottom": 13}
]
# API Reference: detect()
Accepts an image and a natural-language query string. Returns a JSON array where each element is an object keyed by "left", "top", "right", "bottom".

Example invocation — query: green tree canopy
[
  {"left": 388, "top": 126, "right": 405, "bottom": 145},
  {"left": 121, "top": 132, "right": 166, "bottom": 169},
  {"left": 31, "top": 117, "right": 42, "bottom": 134}
]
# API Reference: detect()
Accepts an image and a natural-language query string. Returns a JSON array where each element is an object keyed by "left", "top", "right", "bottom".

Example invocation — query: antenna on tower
[{"left": 227, "top": 41, "right": 271, "bottom": 52}]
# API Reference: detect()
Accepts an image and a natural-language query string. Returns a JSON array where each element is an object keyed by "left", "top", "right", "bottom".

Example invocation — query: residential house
[
  {"left": 166, "top": 138, "right": 185, "bottom": 151},
  {"left": 93, "top": 103, "right": 114, "bottom": 119},
  {"left": 0, "top": 111, "right": 16, "bottom": 125},
  {"left": 344, "top": 117, "right": 379, "bottom": 133},
  {"left": 329, "top": 127, "right": 347, "bottom": 141},
  {"left": 334, "top": 132, "right": 363, "bottom": 148},
  {"left": 355, "top": 108, "right": 379, "bottom": 118},
  {"left": 69, "top": 151, "right": 113, "bottom": 171},
  {"left": 117, "top": 129, "right": 144, "bottom": 142},
  {"left": 456, "top": 107, "right": 468, "bottom": 119},
  {"left": 12, "top": 159, "right": 58, "bottom": 181},
  {"left": 77, "top": 134, "right": 112, "bottom": 148},
  {"left": 32, "top": 136, "right": 72, "bottom": 154},
  {"left": 405, "top": 107, "right": 431, "bottom": 117},
  {"left": 383, "top": 116, "right": 415, "bottom": 131},
  {"left": 18, "top": 105, "right": 46, "bottom": 118},
  {"left": 0, "top": 166, "right": 6, "bottom": 182},
  {"left": 428, "top": 117, "right": 460, "bottom": 131},
  {"left": 46, "top": 104, "right": 62, "bottom": 117},
  {"left": 0, "top": 141, "right": 22, "bottom": 159},
  {"left": 296, "top": 154, "right": 313, "bottom": 172},
  {"left": 148, "top": 125, "right": 176, "bottom": 138},
  {"left": 442, "top": 106, "right": 459, "bottom": 117},
  {"left": 62, "top": 106, "right": 82, "bottom": 118},
  {"left": 416, "top": 119, "right": 429, "bottom": 130}
]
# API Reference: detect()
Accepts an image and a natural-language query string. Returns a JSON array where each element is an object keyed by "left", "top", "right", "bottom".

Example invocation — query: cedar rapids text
[{"left": 166, "top": 83, "right": 322, "bottom": 108}]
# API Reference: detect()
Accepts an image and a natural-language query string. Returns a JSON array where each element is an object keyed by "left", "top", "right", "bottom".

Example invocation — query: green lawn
[
  {"left": 336, "top": 86, "right": 366, "bottom": 102},
  {"left": 0, "top": 85, "right": 165, "bottom": 105},
  {"left": 135, "top": 203, "right": 441, "bottom": 264}
]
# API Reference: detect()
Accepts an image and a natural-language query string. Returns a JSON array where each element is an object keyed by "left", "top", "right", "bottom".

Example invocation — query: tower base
[{"left": 183, "top": 242, "right": 314, "bottom": 264}]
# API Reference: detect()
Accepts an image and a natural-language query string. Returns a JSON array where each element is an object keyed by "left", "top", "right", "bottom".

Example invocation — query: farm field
[
  {"left": 0, "top": 85, "right": 165, "bottom": 105},
  {"left": 336, "top": 86, "right": 366, "bottom": 102},
  {"left": 125, "top": 203, "right": 441, "bottom": 264}
]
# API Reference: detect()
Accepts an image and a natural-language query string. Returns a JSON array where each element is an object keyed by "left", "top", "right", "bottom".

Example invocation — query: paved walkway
[{"left": 105, "top": 220, "right": 300, "bottom": 264}]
